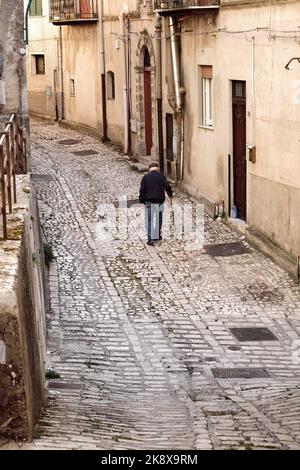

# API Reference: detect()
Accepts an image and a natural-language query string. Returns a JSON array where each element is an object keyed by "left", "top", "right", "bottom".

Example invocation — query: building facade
[{"left": 27, "top": 0, "right": 300, "bottom": 277}]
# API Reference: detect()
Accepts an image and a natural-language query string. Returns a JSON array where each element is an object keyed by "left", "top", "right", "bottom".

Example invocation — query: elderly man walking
[{"left": 139, "top": 163, "right": 173, "bottom": 245}]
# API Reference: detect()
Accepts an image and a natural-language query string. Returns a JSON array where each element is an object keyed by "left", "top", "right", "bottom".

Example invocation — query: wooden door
[
  {"left": 144, "top": 69, "right": 153, "bottom": 156},
  {"left": 232, "top": 81, "right": 247, "bottom": 220}
]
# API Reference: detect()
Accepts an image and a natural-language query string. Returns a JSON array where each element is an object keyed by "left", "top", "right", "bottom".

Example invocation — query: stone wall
[{"left": 0, "top": 176, "right": 46, "bottom": 439}]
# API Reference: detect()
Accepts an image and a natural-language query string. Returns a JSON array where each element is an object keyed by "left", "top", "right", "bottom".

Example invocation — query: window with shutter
[{"left": 199, "top": 65, "right": 213, "bottom": 127}]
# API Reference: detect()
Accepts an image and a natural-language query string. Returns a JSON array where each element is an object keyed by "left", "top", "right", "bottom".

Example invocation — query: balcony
[
  {"left": 154, "top": 0, "right": 220, "bottom": 16},
  {"left": 49, "top": 0, "right": 98, "bottom": 25}
]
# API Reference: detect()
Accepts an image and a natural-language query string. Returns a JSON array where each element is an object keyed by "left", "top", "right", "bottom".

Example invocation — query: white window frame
[
  {"left": 202, "top": 77, "right": 213, "bottom": 127},
  {"left": 198, "top": 66, "right": 214, "bottom": 129}
]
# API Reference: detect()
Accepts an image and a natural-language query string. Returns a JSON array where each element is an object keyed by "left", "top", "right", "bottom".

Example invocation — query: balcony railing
[
  {"left": 49, "top": 0, "right": 98, "bottom": 25},
  {"left": 154, "top": 0, "right": 220, "bottom": 15}
]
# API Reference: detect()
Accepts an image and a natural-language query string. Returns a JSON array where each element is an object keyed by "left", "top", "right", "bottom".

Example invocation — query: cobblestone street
[{"left": 17, "top": 119, "right": 300, "bottom": 450}]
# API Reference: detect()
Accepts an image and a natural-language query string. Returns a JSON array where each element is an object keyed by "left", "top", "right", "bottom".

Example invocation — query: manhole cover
[
  {"left": 204, "top": 242, "right": 251, "bottom": 257},
  {"left": 212, "top": 368, "right": 270, "bottom": 379},
  {"left": 58, "top": 139, "right": 80, "bottom": 145},
  {"left": 72, "top": 149, "right": 99, "bottom": 156},
  {"left": 48, "top": 382, "right": 84, "bottom": 391},
  {"left": 31, "top": 174, "right": 55, "bottom": 182},
  {"left": 230, "top": 327, "right": 278, "bottom": 342}
]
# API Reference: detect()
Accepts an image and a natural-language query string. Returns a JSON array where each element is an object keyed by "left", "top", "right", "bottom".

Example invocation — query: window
[
  {"left": 107, "top": 71, "right": 115, "bottom": 100},
  {"left": 29, "top": 0, "right": 43, "bottom": 16},
  {"left": 70, "top": 79, "right": 75, "bottom": 96},
  {"left": 34, "top": 54, "right": 45, "bottom": 75},
  {"left": 199, "top": 65, "right": 213, "bottom": 127},
  {"left": 233, "top": 80, "right": 246, "bottom": 99}
]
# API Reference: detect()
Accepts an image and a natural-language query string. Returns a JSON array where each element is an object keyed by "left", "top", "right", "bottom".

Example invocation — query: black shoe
[{"left": 147, "top": 240, "right": 154, "bottom": 246}]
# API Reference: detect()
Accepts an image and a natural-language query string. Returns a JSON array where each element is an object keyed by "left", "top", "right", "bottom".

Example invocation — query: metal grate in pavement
[
  {"left": 58, "top": 139, "right": 80, "bottom": 145},
  {"left": 212, "top": 368, "right": 270, "bottom": 379},
  {"left": 230, "top": 327, "right": 278, "bottom": 342},
  {"left": 48, "top": 382, "right": 84, "bottom": 391},
  {"left": 72, "top": 149, "right": 99, "bottom": 156},
  {"left": 204, "top": 242, "right": 251, "bottom": 257}
]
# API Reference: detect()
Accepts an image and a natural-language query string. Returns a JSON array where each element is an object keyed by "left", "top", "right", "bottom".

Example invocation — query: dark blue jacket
[{"left": 139, "top": 171, "right": 173, "bottom": 204}]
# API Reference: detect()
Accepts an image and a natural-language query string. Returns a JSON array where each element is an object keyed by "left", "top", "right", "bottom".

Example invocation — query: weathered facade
[
  {"left": 176, "top": 0, "right": 300, "bottom": 278},
  {"left": 26, "top": 0, "right": 60, "bottom": 119},
  {"left": 27, "top": 0, "right": 300, "bottom": 277}
]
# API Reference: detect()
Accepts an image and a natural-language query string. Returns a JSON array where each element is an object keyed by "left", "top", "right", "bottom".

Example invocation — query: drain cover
[
  {"left": 204, "top": 242, "right": 251, "bottom": 257},
  {"left": 72, "top": 149, "right": 99, "bottom": 156},
  {"left": 48, "top": 382, "right": 84, "bottom": 391},
  {"left": 31, "top": 174, "right": 55, "bottom": 182},
  {"left": 58, "top": 139, "right": 80, "bottom": 145},
  {"left": 212, "top": 368, "right": 270, "bottom": 379},
  {"left": 230, "top": 327, "right": 278, "bottom": 342}
]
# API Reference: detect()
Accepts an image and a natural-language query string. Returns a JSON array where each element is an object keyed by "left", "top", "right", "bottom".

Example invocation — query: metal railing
[
  {"left": 154, "top": 0, "right": 220, "bottom": 10},
  {"left": 49, "top": 0, "right": 98, "bottom": 22},
  {"left": 0, "top": 114, "right": 27, "bottom": 240}
]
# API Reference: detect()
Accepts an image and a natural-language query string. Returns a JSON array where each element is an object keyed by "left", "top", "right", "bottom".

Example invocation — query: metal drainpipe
[
  {"left": 58, "top": 26, "right": 65, "bottom": 121},
  {"left": 156, "top": 15, "right": 164, "bottom": 173},
  {"left": 168, "top": 16, "right": 184, "bottom": 181},
  {"left": 24, "top": 0, "right": 34, "bottom": 45},
  {"left": 100, "top": 0, "right": 108, "bottom": 141},
  {"left": 120, "top": 11, "right": 129, "bottom": 155},
  {"left": 126, "top": 16, "right": 132, "bottom": 155}
]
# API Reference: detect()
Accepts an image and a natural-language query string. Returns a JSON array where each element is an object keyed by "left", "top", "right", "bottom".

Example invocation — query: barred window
[{"left": 35, "top": 55, "right": 45, "bottom": 75}]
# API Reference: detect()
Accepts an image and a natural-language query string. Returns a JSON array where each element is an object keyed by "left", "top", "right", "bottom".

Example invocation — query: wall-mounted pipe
[
  {"left": 100, "top": 0, "right": 108, "bottom": 141},
  {"left": 58, "top": 26, "right": 65, "bottom": 121},
  {"left": 228, "top": 154, "right": 231, "bottom": 216},
  {"left": 155, "top": 15, "right": 164, "bottom": 173},
  {"left": 168, "top": 17, "right": 182, "bottom": 113},
  {"left": 24, "top": 0, "right": 34, "bottom": 45},
  {"left": 168, "top": 17, "right": 184, "bottom": 181},
  {"left": 120, "top": 10, "right": 131, "bottom": 155},
  {"left": 180, "top": 112, "right": 184, "bottom": 180}
]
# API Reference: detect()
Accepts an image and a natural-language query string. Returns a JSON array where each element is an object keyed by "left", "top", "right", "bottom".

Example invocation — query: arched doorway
[{"left": 143, "top": 47, "right": 153, "bottom": 156}]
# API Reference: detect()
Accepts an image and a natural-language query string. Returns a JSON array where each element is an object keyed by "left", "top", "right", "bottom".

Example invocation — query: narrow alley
[{"left": 17, "top": 119, "right": 300, "bottom": 450}]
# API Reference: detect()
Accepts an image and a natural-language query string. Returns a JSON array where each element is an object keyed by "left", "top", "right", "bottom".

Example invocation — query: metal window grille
[{"left": 35, "top": 55, "right": 45, "bottom": 75}]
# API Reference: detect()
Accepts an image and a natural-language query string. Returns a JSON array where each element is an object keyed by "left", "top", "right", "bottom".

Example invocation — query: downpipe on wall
[
  {"left": 100, "top": 0, "right": 108, "bottom": 141},
  {"left": 58, "top": 26, "right": 65, "bottom": 121},
  {"left": 168, "top": 16, "right": 184, "bottom": 182},
  {"left": 120, "top": 10, "right": 131, "bottom": 155},
  {"left": 155, "top": 15, "right": 164, "bottom": 173}
]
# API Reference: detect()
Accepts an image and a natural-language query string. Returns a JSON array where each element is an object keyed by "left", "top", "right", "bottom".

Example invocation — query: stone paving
[{"left": 9, "top": 118, "right": 300, "bottom": 450}]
